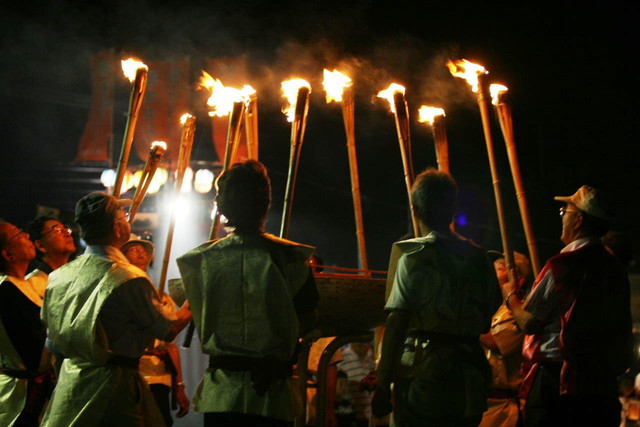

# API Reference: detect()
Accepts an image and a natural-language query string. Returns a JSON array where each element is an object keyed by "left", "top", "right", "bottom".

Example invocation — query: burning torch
[
  {"left": 199, "top": 72, "right": 254, "bottom": 239},
  {"left": 418, "top": 106, "right": 449, "bottom": 174},
  {"left": 377, "top": 83, "right": 420, "bottom": 238},
  {"left": 245, "top": 92, "right": 259, "bottom": 160},
  {"left": 279, "top": 79, "right": 311, "bottom": 239},
  {"left": 448, "top": 59, "right": 516, "bottom": 279},
  {"left": 114, "top": 58, "right": 148, "bottom": 198},
  {"left": 490, "top": 84, "right": 541, "bottom": 276},
  {"left": 323, "top": 69, "right": 369, "bottom": 271},
  {"left": 128, "top": 141, "right": 167, "bottom": 223}
]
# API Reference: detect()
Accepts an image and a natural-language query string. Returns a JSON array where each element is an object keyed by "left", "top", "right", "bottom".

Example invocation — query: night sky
[{"left": 1, "top": 2, "right": 639, "bottom": 272}]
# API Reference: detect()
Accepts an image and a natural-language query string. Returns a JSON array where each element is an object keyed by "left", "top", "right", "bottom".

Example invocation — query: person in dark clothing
[{"left": 0, "top": 221, "right": 53, "bottom": 426}]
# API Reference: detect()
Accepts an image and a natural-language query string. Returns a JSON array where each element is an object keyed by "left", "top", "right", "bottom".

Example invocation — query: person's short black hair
[
  {"left": 215, "top": 160, "right": 271, "bottom": 232},
  {"left": 411, "top": 168, "right": 458, "bottom": 230},
  {"left": 25, "top": 216, "right": 58, "bottom": 258},
  {"left": 25, "top": 216, "right": 58, "bottom": 242}
]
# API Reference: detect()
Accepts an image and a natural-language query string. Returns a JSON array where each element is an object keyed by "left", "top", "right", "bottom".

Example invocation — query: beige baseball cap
[{"left": 554, "top": 185, "right": 612, "bottom": 222}]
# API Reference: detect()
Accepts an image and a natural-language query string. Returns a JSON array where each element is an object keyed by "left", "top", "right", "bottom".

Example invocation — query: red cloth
[
  {"left": 133, "top": 58, "right": 191, "bottom": 167},
  {"left": 520, "top": 244, "right": 632, "bottom": 398},
  {"left": 76, "top": 50, "right": 116, "bottom": 162}
]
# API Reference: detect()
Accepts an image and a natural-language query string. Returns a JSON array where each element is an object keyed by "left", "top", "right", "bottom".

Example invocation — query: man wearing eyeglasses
[
  {"left": 500, "top": 186, "right": 632, "bottom": 426},
  {"left": 0, "top": 221, "right": 53, "bottom": 426},
  {"left": 24, "top": 216, "right": 76, "bottom": 298},
  {"left": 40, "top": 192, "right": 192, "bottom": 426}
]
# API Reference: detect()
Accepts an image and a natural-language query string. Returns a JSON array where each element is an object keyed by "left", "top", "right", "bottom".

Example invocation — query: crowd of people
[{"left": 0, "top": 160, "right": 634, "bottom": 427}]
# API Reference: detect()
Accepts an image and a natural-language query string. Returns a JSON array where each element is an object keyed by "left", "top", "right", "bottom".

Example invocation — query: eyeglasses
[
  {"left": 559, "top": 206, "right": 578, "bottom": 217},
  {"left": 41, "top": 225, "right": 72, "bottom": 238},
  {"left": 7, "top": 228, "right": 26, "bottom": 244}
]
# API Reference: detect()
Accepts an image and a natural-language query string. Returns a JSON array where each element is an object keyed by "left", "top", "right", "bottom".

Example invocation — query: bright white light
[
  {"left": 175, "top": 167, "right": 193, "bottom": 193},
  {"left": 165, "top": 194, "right": 193, "bottom": 222},
  {"left": 194, "top": 169, "right": 215, "bottom": 194},
  {"left": 155, "top": 167, "right": 168, "bottom": 185},
  {"left": 100, "top": 169, "right": 116, "bottom": 188}
]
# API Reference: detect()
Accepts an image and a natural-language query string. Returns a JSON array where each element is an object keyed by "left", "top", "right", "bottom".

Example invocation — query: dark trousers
[
  {"left": 524, "top": 363, "right": 620, "bottom": 426},
  {"left": 150, "top": 384, "right": 173, "bottom": 426},
  {"left": 204, "top": 412, "right": 292, "bottom": 426}
]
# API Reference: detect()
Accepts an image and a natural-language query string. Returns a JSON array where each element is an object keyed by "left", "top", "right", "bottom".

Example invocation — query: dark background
[{"left": 1, "top": 1, "right": 639, "bottom": 272}]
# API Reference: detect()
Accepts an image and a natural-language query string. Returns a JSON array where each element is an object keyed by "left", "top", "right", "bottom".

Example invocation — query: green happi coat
[
  {"left": 0, "top": 274, "right": 48, "bottom": 426},
  {"left": 40, "top": 251, "right": 167, "bottom": 427},
  {"left": 385, "top": 232, "right": 501, "bottom": 425},
  {"left": 177, "top": 233, "right": 314, "bottom": 421}
]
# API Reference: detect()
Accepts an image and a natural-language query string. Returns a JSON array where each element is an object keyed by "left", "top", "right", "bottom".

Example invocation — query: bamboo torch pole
[
  {"left": 280, "top": 81, "right": 311, "bottom": 239},
  {"left": 128, "top": 141, "right": 166, "bottom": 223},
  {"left": 208, "top": 101, "right": 246, "bottom": 240},
  {"left": 491, "top": 85, "right": 541, "bottom": 276},
  {"left": 323, "top": 69, "right": 369, "bottom": 270},
  {"left": 114, "top": 59, "right": 148, "bottom": 198},
  {"left": 341, "top": 87, "right": 369, "bottom": 271},
  {"left": 377, "top": 85, "right": 420, "bottom": 238},
  {"left": 158, "top": 114, "right": 196, "bottom": 296},
  {"left": 448, "top": 60, "right": 516, "bottom": 278},
  {"left": 476, "top": 74, "right": 516, "bottom": 277},
  {"left": 245, "top": 93, "right": 259, "bottom": 160}
]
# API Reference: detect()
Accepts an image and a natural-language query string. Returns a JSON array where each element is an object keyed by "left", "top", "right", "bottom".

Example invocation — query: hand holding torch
[{"left": 114, "top": 58, "right": 148, "bottom": 198}]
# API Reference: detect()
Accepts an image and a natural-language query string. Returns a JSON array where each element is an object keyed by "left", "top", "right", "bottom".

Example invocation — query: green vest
[
  {"left": 177, "top": 233, "right": 314, "bottom": 420},
  {"left": 40, "top": 254, "right": 165, "bottom": 426}
]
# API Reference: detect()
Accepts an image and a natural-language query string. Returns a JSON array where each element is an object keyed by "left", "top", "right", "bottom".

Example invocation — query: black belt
[
  {"left": 209, "top": 355, "right": 292, "bottom": 397},
  {"left": 0, "top": 368, "right": 40, "bottom": 379},
  {"left": 107, "top": 355, "right": 140, "bottom": 370}
]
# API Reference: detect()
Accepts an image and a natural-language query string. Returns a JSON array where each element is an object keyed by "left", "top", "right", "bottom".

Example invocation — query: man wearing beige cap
[
  {"left": 501, "top": 185, "right": 632, "bottom": 426},
  {"left": 40, "top": 192, "right": 191, "bottom": 426}
]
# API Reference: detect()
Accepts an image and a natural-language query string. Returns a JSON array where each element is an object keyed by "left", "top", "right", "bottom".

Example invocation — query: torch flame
[
  {"left": 418, "top": 106, "right": 446, "bottom": 126},
  {"left": 281, "top": 78, "right": 311, "bottom": 122},
  {"left": 490, "top": 84, "right": 509, "bottom": 105},
  {"left": 199, "top": 71, "right": 255, "bottom": 117},
  {"left": 447, "top": 59, "right": 487, "bottom": 93},
  {"left": 151, "top": 140, "right": 167, "bottom": 150},
  {"left": 377, "top": 83, "right": 406, "bottom": 113},
  {"left": 322, "top": 69, "right": 352, "bottom": 103},
  {"left": 180, "top": 113, "right": 195, "bottom": 124},
  {"left": 121, "top": 58, "right": 148, "bottom": 83}
]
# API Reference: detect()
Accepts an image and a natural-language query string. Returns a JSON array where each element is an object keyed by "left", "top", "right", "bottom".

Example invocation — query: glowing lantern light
[
  {"left": 100, "top": 169, "right": 116, "bottom": 188},
  {"left": 194, "top": 169, "right": 215, "bottom": 194}
]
